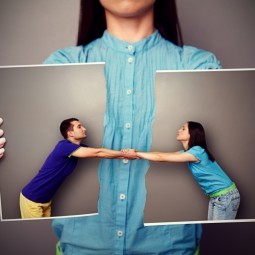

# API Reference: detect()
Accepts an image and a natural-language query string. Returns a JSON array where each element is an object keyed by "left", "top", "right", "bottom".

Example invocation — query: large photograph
[
  {"left": 0, "top": 63, "right": 106, "bottom": 219},
  {"left": 144, "top": 69, "right": 255, "bottom": 224}
]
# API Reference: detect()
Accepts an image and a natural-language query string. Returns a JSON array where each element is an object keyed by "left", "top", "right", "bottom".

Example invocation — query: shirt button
[
  {"left": 128, "top": 57, "right": 133, "bottom": 63},
  {"left": 127, "top": 45, "right": 133, "bottom": 51},
  {"left": 127, "top": 89, "right": 132, "bottom": 95},
  {"left": 125, "top": 123, "right": 131, "bottom": 129},
  {"left": 117, "top": 230, "right": 123, "bottom": 237},
  {"left": 120, "top": 194, "right": 126, "bottom": 200},
  {"left": 123, "top": 159, "right": 129, "bottom": 164}
]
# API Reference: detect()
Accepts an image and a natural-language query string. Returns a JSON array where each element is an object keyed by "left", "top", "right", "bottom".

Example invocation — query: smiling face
[
  {"left": 99, "top": 0, "right": 156, "bottom": 18},
  {"left": 176, "top": 123, "right": 190, "bottom": 143}
]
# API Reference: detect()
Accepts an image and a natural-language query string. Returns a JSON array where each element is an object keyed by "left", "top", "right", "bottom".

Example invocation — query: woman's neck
[
  {"left": 105, "top": 9, "right": 155, "bottom": 43},
  {"left": 182, "top": 141, "right": 189, "bottom": 151}
]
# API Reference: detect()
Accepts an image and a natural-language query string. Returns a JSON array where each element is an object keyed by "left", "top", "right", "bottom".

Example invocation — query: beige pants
[{"left": 19, "top": 193, "right": 51, "bottom": 218}]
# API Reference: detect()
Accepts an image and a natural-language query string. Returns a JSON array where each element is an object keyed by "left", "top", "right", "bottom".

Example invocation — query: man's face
[{"left": 68, "top": 121, "right": 87, "bottom": 140}]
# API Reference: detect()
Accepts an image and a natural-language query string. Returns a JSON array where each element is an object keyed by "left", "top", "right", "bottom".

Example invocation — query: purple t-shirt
[{"left": 22, "top": 140, "right": 83, "bottom": 203}]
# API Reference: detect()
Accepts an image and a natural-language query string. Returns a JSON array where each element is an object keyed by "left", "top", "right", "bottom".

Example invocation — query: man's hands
[
  {"left": 121, "top": 148, "right": 140, "bottom": 160},
  {"left": 0, "top": 118, "right": 6, "bottom": 159}
]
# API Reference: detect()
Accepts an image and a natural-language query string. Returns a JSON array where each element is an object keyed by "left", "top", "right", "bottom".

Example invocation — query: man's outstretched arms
[{"left": 71, "top": 147, "right": 138, "bottom": 160}]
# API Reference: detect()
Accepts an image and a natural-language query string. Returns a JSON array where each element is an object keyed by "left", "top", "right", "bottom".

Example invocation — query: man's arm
[
  {"left": 136, "top": 151, "right": 198, "bottom": 163},
  {"left": 71, "top": 147, "right": 138, "bottom": 159}
]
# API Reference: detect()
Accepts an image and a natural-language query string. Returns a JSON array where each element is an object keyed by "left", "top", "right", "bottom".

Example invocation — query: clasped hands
[{"left": 121, "top": 148, "right": 140, "bottom": 160}]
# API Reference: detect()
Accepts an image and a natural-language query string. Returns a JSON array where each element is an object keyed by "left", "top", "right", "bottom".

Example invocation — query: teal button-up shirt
[{"left": 45, "top": 30, "right": 221, "bottom": 255}]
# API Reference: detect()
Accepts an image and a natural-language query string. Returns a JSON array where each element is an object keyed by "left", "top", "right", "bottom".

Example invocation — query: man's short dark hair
[{"left": 60, "top": 118, "right": 79, "bottom": 139}]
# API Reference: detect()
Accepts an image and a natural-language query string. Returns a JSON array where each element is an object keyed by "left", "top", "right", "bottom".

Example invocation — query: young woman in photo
[{"left": 137, "top": 121, "right": 240, "bottom": 220}]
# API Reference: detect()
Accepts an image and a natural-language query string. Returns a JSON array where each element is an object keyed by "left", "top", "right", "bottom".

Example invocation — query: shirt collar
[{"left": 101, "top": 29, "right": 162, "bottom": 54}]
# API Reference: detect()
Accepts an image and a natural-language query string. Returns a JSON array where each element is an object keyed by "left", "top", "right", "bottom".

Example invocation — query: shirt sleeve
[
  {"left": 182, "top": 46, "right": 222, "bottom": 70},
  {"left": 186, "top": 146, "right": 204, "bottom": 162},
  {"left": 55, "top": 141, "right": 81, "bottom": 158},
  {"left": 43, "top": 46, "right": 85, "bottom": 64}
]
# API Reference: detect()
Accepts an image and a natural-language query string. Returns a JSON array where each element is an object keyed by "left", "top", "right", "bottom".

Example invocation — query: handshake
[{"left": 121, "top": 148, "right": 141, "bottom": 160}]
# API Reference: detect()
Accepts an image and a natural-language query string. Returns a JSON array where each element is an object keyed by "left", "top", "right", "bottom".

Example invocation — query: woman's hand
[
  {"left": 121, "top": 148, "right": 139, "bottom": 159},
  {"left": 0, "top": 118, "right": 6, "bottom": 158}
]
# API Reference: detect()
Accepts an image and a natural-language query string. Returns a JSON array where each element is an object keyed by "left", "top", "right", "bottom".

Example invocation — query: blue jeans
[{"left": 208, "top": 188, "right": 240, "bottom": 220}]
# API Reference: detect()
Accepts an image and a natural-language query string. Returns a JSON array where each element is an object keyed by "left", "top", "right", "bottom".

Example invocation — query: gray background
[
  {"left": 0, "top": 0, "right": 255, "bottom": 254},
  {"left": 145, "top": 69, "right": 255, "bottom": 223},
  {"left": 0, "top": 64, "right": 106, "bottom": 219}
]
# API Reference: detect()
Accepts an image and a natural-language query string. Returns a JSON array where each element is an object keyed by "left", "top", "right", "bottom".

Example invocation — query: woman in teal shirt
[
  {"left": 137, "top": 121, "right": 240, "bottom": 220},
  {"left": 44, "top": 1, "right": 222, "bottom": 254},
  {"left": 0, "top": 0, "right": 221, "bottom": 254}
]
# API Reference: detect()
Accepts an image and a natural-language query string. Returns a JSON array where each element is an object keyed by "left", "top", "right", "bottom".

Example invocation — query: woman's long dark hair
[
  {"left": 77, "top": 0, "right": 183, "bottom": 46},
  {"left": 188, "top": 121, "right": 215, "bottom": 162}
]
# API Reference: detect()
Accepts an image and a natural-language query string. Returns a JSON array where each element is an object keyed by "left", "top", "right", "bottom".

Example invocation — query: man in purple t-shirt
[{"left": 20, "top": 118, "right": 136, "bottom": 218}]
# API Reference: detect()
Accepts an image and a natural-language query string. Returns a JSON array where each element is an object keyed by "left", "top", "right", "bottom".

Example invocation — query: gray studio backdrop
[
  {"left": 0, "top": 63, "right": 106, "bottom": 219},
  {"left": 144, "top": 69, "right": 255, "bottom": 224}
]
